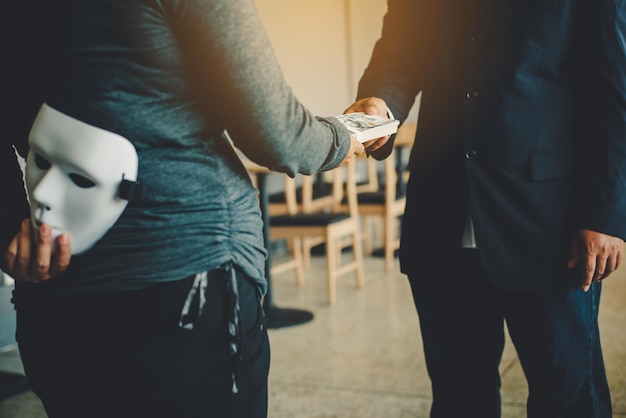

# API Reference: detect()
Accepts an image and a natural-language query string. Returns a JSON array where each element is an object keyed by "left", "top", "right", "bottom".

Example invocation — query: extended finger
[
  {"left": 15, "top": 220, "right": 34, "bottom": 282},
  {"left": 33, "top": 224, "right": 52, "bottom": 280},
  {"left": 600, "top": 243, "right": 623, "bottom": 280},
  {"left": 603, "top": 253, "right": 618, "bottom": 279},
  {"left": 593, "top": 254, "right": 609, "bottom": 282},
  {"left": 581, "top": 255, "right": 596, "bottom": 292},
  {"left": 50, "top": 234, "right": 72, "bottom": 276}
]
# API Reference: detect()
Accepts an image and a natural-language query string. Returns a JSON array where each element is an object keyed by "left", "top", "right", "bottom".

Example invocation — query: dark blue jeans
[
  {"left": 16, "top": 266, "right": 270, "bottom": 418},
  {"left": 408, "top": 249, "right": 611, "bottom": 418}
]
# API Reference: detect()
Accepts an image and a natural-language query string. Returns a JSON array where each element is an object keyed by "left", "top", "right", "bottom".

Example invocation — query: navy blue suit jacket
[{"left": 358, "top": 0, "right": 626, "bottom": 291}]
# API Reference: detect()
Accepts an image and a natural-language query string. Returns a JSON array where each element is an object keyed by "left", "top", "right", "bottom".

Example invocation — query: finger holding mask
[{"left": 4, "top": 219, "right": 72, "bottom": 283}]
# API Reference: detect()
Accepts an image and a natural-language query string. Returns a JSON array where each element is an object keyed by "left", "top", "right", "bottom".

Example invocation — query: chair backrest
[
  {"left": 283, "top": 158, "right": 358, "bottom": 217},
  {"left": 357, "top": 122, "right": 416, "bottom": 204},
  {"left": 356, "top": 157, "right": 379, "bottom": 194},
  {"left": 269, "top": 171, "right": 337, "bottom": 216},
  {"left": 342, "top": 157, "right": 360, "bottom": 218},
  {"left": 355, "top": 147, "right": 403, "bottom": 205},
  {"left": 300, "top": 172, "right": 343, "bottom": 214}
]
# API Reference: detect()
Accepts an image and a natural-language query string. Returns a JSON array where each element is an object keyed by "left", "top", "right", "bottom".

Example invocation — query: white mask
[{"left": 25, "top": 103, "right": 139, "bottom": 254}]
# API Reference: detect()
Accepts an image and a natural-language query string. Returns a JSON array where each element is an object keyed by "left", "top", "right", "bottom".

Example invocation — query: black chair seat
[
  {"left": 270, "top": 212, "right": 351, "bottom": 227},
  {"left": 339, "top": 190, "right": 406, "bottom": 205},
  {"left": 269, "top": 185, "right": 333, "bottom": 204},
  {"left": 356, "top": 190, "right": 405, "bottom": 204}
]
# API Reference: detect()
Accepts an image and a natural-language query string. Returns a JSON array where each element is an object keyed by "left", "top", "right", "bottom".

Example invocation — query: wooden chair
[
  {"left": 268, "top": 172, "right": 338, "bottom": 216},
  {"left": 269, "top": 158, "right": 365, "bottom": 305},
  {"left": 240, "top": 157, "right": 337, "bottom": 286},
  {"left": 296, "top": 157, "right": 378, "bottom": 266},
  {"left": 356, "top": 156, "right": 380, "bottom": 194}
]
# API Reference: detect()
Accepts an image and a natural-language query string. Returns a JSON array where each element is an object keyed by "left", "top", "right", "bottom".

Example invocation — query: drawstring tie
[
  {"left": 177, "top": 264, "right": 242, "bottom": 394},
  {"left": 178, "top": 272, "right": 208, "bottom": 330},
  {"left": 224, "top": 263, "right": 241, "bottom": 394}
]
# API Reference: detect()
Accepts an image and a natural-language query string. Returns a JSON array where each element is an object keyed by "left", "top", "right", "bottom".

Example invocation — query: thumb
[{"left": 365, "top": 104, "right": 379, "bottom": 115}]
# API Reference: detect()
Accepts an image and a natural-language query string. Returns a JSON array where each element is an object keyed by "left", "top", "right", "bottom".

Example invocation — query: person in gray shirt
[{"left": 0, "top": 1, "right": 372, "bottom": 417}]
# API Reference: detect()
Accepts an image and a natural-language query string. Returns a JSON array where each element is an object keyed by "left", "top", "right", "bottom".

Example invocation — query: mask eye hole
[
  {"left": 34, "top": 153, "right": 51, "bottom": 170},
  {"left": 69, "top": 173, "right": 96, "bottom": 188}
]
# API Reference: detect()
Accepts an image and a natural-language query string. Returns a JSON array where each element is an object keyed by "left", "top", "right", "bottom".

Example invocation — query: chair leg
[
  {"left": 326, "top": 232, "right": 337, "bottom": 305},
  {"left": 302, "top": 237, "right": 312, "bottom": 268},
  {"left": 293, "top": 237, "right": 306, "bottom": 286},
  {"left": 362, "top": 217, "right": 374, "bottom": 255},
  {"left": 374, "top": 218, "right": 384, "bottom": 249},
  {"left": 269, "top": 238, "right": 306, "bottom": 286},
  {"left": 352, "top": 227, "right": 365, "bottom": 289},
  {"left": 384, "top": 213, "right": 395, "bottom": 272}
]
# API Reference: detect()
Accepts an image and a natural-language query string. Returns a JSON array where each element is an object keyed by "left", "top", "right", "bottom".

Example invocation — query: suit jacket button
[
  {"left": 465, "top": 150, "right": 478, "bottom": 159},
  {"left": 466, "top": 90, "right": 479, "bottom": 100}
]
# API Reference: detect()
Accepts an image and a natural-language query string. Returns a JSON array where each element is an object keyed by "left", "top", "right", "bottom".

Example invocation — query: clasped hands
[{"left": 3, "top": 219, "right": 71, "bottom": 283}]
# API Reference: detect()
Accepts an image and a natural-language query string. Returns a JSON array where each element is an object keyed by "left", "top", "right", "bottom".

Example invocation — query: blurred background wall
[{"left": 254, "top": 0, "right": 420, "bottom": 121}]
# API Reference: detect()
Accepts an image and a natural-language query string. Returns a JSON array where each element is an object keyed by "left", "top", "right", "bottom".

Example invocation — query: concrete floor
[{"left": 1, "top": 252, "right": 625, "bottom": 417}]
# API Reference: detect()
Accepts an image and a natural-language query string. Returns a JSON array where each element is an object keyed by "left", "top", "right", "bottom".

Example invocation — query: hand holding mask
[{"left": 25, "top": 103, "right": 139, "bottom": 255}]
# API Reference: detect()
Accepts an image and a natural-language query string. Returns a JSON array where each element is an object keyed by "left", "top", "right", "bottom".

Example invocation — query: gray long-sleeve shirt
[{"left": 3, "top": 0, "right": 350, "bottom": 306}]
